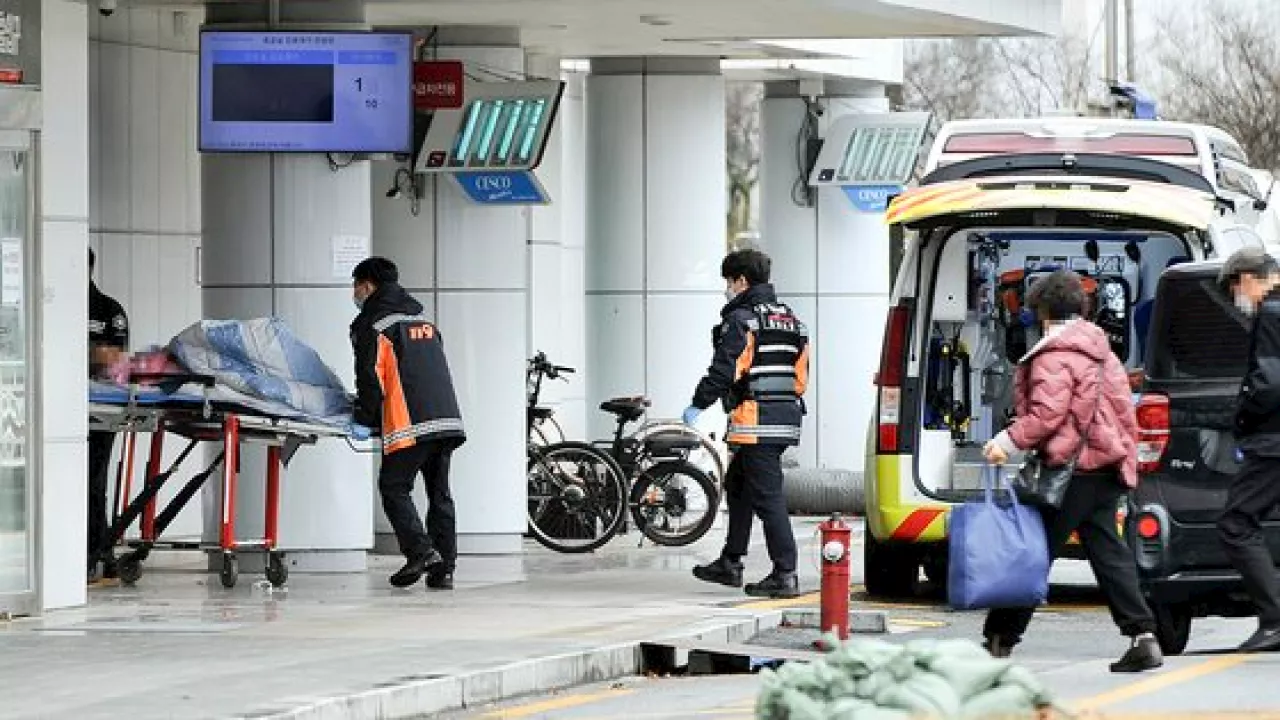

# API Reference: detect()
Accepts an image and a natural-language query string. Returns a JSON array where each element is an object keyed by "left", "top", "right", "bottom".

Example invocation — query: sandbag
[{"left": 756, "top": 637, "right": 1055, "bottom": 720}]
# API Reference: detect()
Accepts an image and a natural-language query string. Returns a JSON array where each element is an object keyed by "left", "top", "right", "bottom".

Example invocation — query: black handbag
[{"left": 1014, "top": 360, "right": 1105, "bottom": 508}]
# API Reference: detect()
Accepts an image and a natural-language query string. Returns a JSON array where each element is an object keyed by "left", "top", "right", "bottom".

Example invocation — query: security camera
[{"left": 99, "top": 0, "right": 118, "bottom": 17}]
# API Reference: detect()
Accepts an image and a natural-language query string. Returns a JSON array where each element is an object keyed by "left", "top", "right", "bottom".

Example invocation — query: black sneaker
[
  {"left": 426, "top": 571, "right": 454, "bottom": 590},
  {"left": 745, "top": 571, "right": 800, "bottom": 599},
  {"left": 692, "top": 557, "right": 744, "bottom": 588},
  {"left": 1110, "top": 636, "right": 1164, "bottom": 673},
  {"left": 1238, "top": 624, "right": 1280, "bottom": 653},
  {"left": 390, "top": 549, "right": 444, "bottom": 588},
  {"left": 102, "top": 557, "right": 119, "bottom": 580}
]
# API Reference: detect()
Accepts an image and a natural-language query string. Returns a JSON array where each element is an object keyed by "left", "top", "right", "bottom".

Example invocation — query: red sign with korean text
[{"left": 413, "top": 60, "right": 464, "bottom": 111}]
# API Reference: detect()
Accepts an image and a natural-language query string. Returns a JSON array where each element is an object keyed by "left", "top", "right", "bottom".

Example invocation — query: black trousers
[
  {"left": 1218, "top": 452, "right": 1280, "bottom": 627},
  {"left": 378, "top": 441, "right": 457, "bottom": 570},
  {"left": 722, "top": 444, "right": 797, "bottom": 574},
  {"left": 87, "top": 430, "right": 116, "bottom": 569},
  {"left": 985, "top": 471, "right": 1155, "bottom": 645}
]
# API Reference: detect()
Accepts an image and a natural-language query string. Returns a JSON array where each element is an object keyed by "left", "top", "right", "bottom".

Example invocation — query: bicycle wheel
[
  {"left": 629, "top": 460, "right": 719, "bottom": 547},
  {"left": 527, "top": 441, "right": 627, "bottom": 553}
]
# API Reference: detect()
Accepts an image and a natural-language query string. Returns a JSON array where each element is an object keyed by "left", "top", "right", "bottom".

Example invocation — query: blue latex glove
[
  {"left": 682, "top": 406, "right": 702, "bottom": 426},
  {"left": 348, "top": 423, "right": 373, "bottom": 441}
]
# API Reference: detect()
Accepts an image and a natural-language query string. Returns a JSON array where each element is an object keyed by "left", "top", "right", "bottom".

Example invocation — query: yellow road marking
[
  {"left": 481, "top": 689, "right": 634, "bottom": 718},
  {"left": 1073, "top": 654, "right": 1252, "bottom": 711},
  {"left": 735, "top": 591, "right": 820, "bottom": 610}
]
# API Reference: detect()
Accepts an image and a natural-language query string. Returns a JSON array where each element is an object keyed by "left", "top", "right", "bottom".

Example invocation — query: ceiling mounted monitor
[{"left": 198, "top": 30, "right": 414, "bottom": 154}]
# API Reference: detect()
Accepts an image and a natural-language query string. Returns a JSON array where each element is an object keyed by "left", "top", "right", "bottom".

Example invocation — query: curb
[{"left": 234, "top": 610, "right": 783, "bottom": 720}]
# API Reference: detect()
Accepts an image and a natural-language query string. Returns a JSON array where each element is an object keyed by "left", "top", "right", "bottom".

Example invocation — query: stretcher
[{"left": 89, "top": 374, "right": 357, "bottom": 589}]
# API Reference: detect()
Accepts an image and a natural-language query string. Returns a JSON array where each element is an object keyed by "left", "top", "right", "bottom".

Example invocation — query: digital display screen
[
  {"left": 837, "top": 125, "right": 924, "bottom": 185},
  {"left": 199, "top": 31, "right": 413, "bottom": 153}
]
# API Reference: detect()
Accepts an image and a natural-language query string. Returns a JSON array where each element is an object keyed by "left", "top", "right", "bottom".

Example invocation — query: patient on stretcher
[{"left": 93, "top": 318, "right": 354, "bottom": 428}]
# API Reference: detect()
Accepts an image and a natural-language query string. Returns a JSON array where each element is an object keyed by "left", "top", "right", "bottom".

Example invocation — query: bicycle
[{"left": 524, "top": 353, "right": 726, "bottom": 553}]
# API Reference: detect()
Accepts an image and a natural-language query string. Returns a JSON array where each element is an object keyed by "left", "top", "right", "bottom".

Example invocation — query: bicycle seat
[
  {"left": 600, "top": 396, "right": 650, "bottom": 422},
  {"left": 530, "top": 407, "right": 555, "bottom": 421}
]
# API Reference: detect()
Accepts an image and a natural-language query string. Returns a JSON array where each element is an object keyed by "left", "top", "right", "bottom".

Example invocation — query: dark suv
[{"left": 1130, "top": 259, "right": 1280, "bottom": 654}]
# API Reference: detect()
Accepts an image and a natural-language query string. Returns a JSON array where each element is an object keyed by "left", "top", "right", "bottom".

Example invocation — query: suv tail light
[
  {"left": 1135, "top": 393, "right": 1170, "bottom": 473},
  {"left": 876, "top": 304, "right": 911, "bottom": 454}
]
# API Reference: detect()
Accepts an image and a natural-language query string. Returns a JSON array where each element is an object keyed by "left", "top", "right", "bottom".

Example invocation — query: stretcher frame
[{"left": 90, "top": 376, "right": 351, "bottom": 589}]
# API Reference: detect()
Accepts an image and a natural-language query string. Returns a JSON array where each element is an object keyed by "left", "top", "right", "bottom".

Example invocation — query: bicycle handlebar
[{"left": 528, "top": 352, "right": 575, "bottom": 380}]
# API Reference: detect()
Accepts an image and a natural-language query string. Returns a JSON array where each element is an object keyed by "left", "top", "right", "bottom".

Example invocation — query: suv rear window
[{"left": 1148, "top": 276, "right": 1251, "bottom": 379}]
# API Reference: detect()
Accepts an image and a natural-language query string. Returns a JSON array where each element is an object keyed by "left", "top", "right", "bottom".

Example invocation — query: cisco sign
[
  {"left": 843, "top": 184, "right": 902, "bottom": 213},
  {"left": 454, "top": 170, "right": 550, "bottom": 206}
]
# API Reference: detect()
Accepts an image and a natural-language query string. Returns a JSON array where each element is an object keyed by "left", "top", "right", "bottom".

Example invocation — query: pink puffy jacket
[{"left": 995, "top": 319, "right": 1139, "bottom": 488}]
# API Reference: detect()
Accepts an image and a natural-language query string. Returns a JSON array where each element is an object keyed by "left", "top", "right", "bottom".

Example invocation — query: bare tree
[
  {"left": 726, "top": 82, "right": 763, "bottom": 246},
  {"left": 1154, "top": 2, "right": 1280, "bottom": 170},
  {"left": 897, "top": 32, "right": 1098, "bottom": 163}
]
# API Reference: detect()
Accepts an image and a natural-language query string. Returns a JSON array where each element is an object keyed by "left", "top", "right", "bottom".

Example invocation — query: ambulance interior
[{"left": 916, "top": 225, "right": 1193, "bottom": 496}]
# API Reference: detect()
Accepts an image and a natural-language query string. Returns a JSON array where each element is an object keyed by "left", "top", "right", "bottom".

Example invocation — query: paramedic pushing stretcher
[
  {"left": 351, "top": 257, "right": 466, "bottom": 591},
  {"left": 88, "top": 248, "right": 128, "bottom": 581},
  {"left": 687, "top": 249, "right": 810, "bottom": 599}
]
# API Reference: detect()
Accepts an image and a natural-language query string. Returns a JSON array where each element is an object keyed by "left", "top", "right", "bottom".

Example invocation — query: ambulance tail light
[{"left": 876, "top": 303, "right": 911, "bottom": 454}]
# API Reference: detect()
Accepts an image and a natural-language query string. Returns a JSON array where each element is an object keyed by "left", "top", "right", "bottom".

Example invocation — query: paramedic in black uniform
[
  {"left": 88, "top": 248, "right": 129, "bottom": 580},
  {"left": 350, "top": 257, "right": 466, "bottom": 591},
  {"left": 687, "top": 249, "right": 810, "bottom": 599}
]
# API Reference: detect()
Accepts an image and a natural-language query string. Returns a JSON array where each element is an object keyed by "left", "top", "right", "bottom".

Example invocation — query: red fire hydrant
[{"left": 818, "top": 513, "right": 852, "bottom": 641}]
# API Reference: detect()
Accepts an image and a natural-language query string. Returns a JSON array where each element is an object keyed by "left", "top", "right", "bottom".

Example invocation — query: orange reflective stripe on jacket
[{"left": 375, "top": 335, "right": 416, "bottom": 453}]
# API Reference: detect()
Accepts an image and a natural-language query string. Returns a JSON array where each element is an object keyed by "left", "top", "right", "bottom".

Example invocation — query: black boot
[
  {"left": 426, "top": 570, "right": 454, "bottom": 590},
  {"left": 692, "top": 556, "right": 744, "bottom": 588},
  {"left": 1110, "top": 635, "right": 1164, "bottom": 673},
  {"left": 745, "top": 570, "right": 799, "bottom": 599},
  {"left": 390, "top": 549, "right": 444, "bottom": 588}
]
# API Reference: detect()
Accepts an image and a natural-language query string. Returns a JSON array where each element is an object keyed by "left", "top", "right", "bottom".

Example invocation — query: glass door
[{"left": 0, "top": 130, "right": 35, "bottom": 617}]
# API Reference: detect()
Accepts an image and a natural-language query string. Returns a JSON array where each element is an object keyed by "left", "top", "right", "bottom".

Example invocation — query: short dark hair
[
  {"left": 1219, "top": 247, "right": 1279, "bottom": 293},
  {"left": 721, "top": 249, "right": 771, "bottom": 285},
  {"left": 352, "top": 257, "right": 398, "bottom": 285},
  {"left": 1025, "top": 269, "right": 1086, "bottom": 322},
  {"left": 89, "top": 247, "right": 95, "bottom": 271}
]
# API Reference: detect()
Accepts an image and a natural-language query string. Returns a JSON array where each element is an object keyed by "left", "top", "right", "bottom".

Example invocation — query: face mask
[
  {"left": 353, "top": 294, "right": 364, "bottom": 311},
  {"left": 725, "top": 288, "right": 737, "bottom": 302},
  {"left": 1235, "top": 293, "right": 1257, "bottom": 316}
]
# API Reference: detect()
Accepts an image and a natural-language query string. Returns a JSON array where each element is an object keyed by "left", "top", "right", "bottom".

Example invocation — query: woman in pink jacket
[{"left": 982, "top": 269, "right": 1162, "bottom": 673}]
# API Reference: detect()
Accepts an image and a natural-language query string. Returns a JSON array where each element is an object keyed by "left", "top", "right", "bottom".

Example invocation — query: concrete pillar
[
  {"left": 199, "top": 0, "right": 373, "bottom": 572},
  {"left": 370, "top": 27, "right": 528, "bottom": 555},
  {"left": 585, "top": 58, "right": 727, "bottom": 439},
  {"left": 527, "top": 62, "right": 588, "bottom": 440},
  {"left": 760, "top": 80, "right": 891, "bottom": 471},
  {"left": 40, "top": 0, "right": 92, "bottom": 609}
]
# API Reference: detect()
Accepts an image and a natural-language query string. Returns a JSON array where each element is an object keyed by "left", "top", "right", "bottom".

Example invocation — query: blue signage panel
[
  {"left": 454, "top": 170, "right": 550, "bottom": 205},
  {"left": 842, "top": 184, "right": 903, "bottom": 213}
]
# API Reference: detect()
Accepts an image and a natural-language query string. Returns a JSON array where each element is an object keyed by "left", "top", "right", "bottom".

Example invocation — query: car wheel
[
  {"left": 863, "top": 531, "right": 919, "bottom": 599},
  {"left": 1153, "top": 602, "right": 1192, "bottom": 656}
]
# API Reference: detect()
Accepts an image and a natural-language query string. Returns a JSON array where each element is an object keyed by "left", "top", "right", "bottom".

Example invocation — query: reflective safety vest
[{"left": 726, "top": 302, "right": 810, "bottom": 446}]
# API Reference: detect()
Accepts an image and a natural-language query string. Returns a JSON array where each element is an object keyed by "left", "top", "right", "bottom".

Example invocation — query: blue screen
[{"left": 199, "top": 31, "right": 413, "bottom": 153}]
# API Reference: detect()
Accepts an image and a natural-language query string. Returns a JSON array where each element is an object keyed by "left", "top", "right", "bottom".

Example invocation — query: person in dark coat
[
  {"left": 1218, "top": 247, "right": 1280, "bottom": 652},
  {"left": 88, "top": 248, "right": 128, "bottom": 581},
  {"left": 350, "top": 257, "right": 466, "bottom": 590},
  {"left": 686, "top": 249, "right": 810, "bottom": 598}
]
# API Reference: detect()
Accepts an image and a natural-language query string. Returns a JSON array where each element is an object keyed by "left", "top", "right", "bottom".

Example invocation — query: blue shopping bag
[{"left": 947, "top": 466, "right": 1051, "bottom": 610}]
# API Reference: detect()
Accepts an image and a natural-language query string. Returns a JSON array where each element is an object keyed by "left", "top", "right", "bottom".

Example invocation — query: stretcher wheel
[
  {"left": 219, "top": 553, "right": 239, "bottom": 589},
  {"left": 266, "top": 552, "right": 288, "bottom": 588},
  {"left": 118, "top": 556, "right": 142, "bottom": 586}
]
